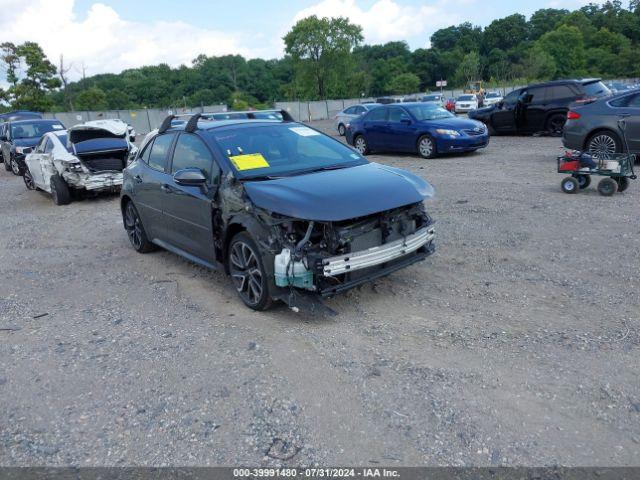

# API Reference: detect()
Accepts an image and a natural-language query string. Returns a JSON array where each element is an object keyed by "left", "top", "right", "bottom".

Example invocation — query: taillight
[{"left": 567, "top": 111, "right": 581, "bottom": 120}]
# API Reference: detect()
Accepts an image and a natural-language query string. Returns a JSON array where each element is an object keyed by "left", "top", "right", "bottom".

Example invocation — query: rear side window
[
  {"left": 343, "top": 106, "right": 357, "bottom": 115},
  {"left": 44, "top": 138, "right": 54, "bottom": 154},
  {"left": 171, "top": 134, "right": 215, "bottom": 180},
  {"left": 366, "top": 108, "right": 386, "bottom": 121},
  {"left": 525, "top": 88, "right": 545, "bottom": 104},
  {"left": 610, "top": 94, "right": 640, "bottom": 108},
  {"left": 147, "top": 133, "right": 175, "bottom": 172},
  {"left": 545, "top": 85, "right": 575, "bottom": 102},
  {"left": 582, "top": 81, "right": 611, "bottom": 98}
]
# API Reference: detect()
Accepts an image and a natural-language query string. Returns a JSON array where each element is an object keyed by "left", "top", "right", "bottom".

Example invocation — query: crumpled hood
[
  {"left": 243, "top": 162, "right": 434, "bottom": 222},
  {"left": 422, "top": 117, "right": 484, "bottom": 130}
]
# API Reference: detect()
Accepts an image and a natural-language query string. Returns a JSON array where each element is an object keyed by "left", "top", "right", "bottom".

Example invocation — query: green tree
[
  {"left": 528, "top": 8, "right": 570, "bottom": 40},
  {"left": 0, "top": 41, "right": 60, "bottom": 111},
  {"left": 75, "top": 87, "right": 108, "bottom": 110},
  {"left": 535, "top": 25, "right": 586, "bottom": 77},
  {"left": 455, "top": 51, "right": 483, "bottom": 87},
  {"left": 386, "top": 73, "right": 420, "bottom": 94},
  {"left": 283, "top": 15, "right": 363, "bottom": 99},
  {"left": 483, "top": 14, "right": 529, "bottom": 53}
]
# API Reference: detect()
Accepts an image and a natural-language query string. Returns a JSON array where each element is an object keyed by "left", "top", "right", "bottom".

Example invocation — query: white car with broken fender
[{"left": 23, "top": 120, "right": 138, "bottom": 205}]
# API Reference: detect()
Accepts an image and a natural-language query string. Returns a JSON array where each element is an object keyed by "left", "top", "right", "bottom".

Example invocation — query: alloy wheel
[
  {"left": 354, "top": 136, "right": 367, "bottom": 154},
  {"left": 419, "top": 137, "right": 434, "bottom": 157},
  {"left": 23, "top": 170, "right": 35, "bottom": 190},
  {"left": 588, "top": 134, "right": 617, "bottom": 155},
  {"left": 10, "top": 157, "right": 20, "bottom": 175},
  {"left": 338, "top": 124, "right": 345, "bottom": 136},
  {"left": 229, "top": 241, "right": 263, "bottom": 306},
  {"left": 124, "top": 203, "right": 143, "bottom": 250}
]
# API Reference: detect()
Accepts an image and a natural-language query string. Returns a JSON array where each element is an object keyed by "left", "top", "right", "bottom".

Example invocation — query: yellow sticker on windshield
[{"left": 229, "top": 153, "right": 270, "bottom": 171}]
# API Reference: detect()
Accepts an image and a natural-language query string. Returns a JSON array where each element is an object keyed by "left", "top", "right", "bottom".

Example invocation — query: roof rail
[
  {"left": 158, "top": 115, "right": 175, "bottom": 134},
  {"left": 182, "top": 109, "right": 295, "bottom": 133}
]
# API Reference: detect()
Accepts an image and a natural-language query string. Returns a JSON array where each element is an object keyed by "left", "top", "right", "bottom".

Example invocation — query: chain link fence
[{"left": 42, "top": 105, "right": 228, "bottom": 135}]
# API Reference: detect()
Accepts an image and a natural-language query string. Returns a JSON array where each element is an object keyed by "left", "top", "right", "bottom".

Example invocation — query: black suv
[
  {"left": 121, "top": 111, "right": 436, "bottom": 312},
  {"left": 469, "top": 79, "right": 611, "bottom": 135}
]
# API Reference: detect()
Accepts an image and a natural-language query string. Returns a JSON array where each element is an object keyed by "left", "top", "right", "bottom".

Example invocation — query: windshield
[
  {"left": 405, "top": 105, "right": 454, "bottom": 121},
  {"left": 583, "top": 81, "right": 611, "bottom": 98},
  {"left": 11, "top": 122, "right": 63, "bottom": 139},
  {"left": 486, "top": 92, "right": 500, "bottom": 98},
  {"left": 458, "top": 95, "right": 474, "bottom": 101},
  {"left": 422, "top": 95, "right": 441, "bottom": 101},
  {"left": 210, "top": 124, "right": 367, "bottom": 179}
]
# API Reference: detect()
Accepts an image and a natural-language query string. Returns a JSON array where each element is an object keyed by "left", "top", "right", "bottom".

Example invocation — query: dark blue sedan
[{"left": 346, "top": 103, "right": 489, "bottom": 158}]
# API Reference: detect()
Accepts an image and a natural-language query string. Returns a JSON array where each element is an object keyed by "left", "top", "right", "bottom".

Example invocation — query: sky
[{"left": 0, "top": 0, "right": 605, "bottom": 81}]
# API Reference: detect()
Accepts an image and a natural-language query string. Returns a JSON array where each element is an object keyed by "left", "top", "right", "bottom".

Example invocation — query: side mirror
[
  {"left": 496, "top": 101, "right": 504, "bottom": 109},
  {"left": 129, "top": 134, "right": 136, "bottom": 142},
  {"left": 400, "top": 118, "right": 412, "bottom": 125},
  {"left": 174, "top": 168, "right": 207, "bottom": 186}
]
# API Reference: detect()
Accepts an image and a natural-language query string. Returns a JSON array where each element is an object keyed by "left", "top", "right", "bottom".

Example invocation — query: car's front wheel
[
  {"left": 354, "top": 135, "right": 369, "bottom": 155},
  {"left": 10, "top": 156, "right": 21, "bottom": 175},
  {"left": 338, "top": 124, "right": 346, "bottom": 136},
  {"left": 23, "top": 169, "right": 35, "bottom": 190},
  {"left": 417, "top": 135, "right": 436, "bottom": 159},
  {"left": 228, "top": 232, "right": 272, "bottom": 311},
  {"left": 587, "top": 131, "right": 621, "bottom": 155}
]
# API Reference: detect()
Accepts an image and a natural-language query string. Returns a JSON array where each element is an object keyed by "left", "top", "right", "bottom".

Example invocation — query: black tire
[
  {"left": 417, "top": 135, "right": 436, "bottom": 159},
  {"left": 228, "top": 232, "right": 273, "bottom": 311},
  {"left": 123, "top": 201, "right": 156, "bottom": 253},
  {"left": 23, "top": 168, "right": 36, "bottom": 190},
  {"left": 561, "top": 176, "right": 579, "bottom": 194},
  {"left": 587, "top": 131, "right": 622, "bottom": 155},
  {"left": 354, "top": 135, "right": 369, "bottom": 155},
  {"left": 616, "top": 177, "right": 630, "bottom": 193},
  {"left": 572, "top": 174, "right": 591, "bottom": 189},
  {"left": 50, "top": 175, "right": 71, "bottom": 205},
  {"left": 597, "top": 177, "right": 618, "bottom": 196},
  {"left": 546, "top": 113, "right": 566, "bottom": 135},
  {"left": 10, "top": 156, "right": 22, "bottom": 176},
  {"left": 338, "top": 124, "right": 346, "bottom": 136}
]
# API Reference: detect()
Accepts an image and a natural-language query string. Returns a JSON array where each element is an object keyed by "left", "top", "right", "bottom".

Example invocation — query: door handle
[{"left": 133, "top": 175, "right": 142, "bottom": 183}]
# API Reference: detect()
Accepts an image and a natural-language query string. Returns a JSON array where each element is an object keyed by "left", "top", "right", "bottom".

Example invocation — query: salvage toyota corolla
[{"left": 121, "top": 111, "right": 436, "bottom": 311}]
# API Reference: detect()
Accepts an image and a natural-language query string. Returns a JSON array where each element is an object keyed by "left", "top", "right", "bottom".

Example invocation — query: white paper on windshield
[
  {"left": 53, "top": 124, "right": 64, "bottom": 129},
  {"left": 289, "top": 126, "right": 320, "bottom": 137}
]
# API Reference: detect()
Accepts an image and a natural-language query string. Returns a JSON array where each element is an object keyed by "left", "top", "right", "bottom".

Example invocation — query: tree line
[{"left": 1, "top": 0, "right": 639, "bottom": 112}]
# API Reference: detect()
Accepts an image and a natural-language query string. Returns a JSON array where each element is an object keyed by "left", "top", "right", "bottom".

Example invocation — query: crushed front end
[{"left": 269, "top": 202, "right": 435, "bottom": 298}]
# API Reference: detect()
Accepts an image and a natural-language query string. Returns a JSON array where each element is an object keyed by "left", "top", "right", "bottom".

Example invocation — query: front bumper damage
[{"left": 266, "top": 202, "right": 435, "bottom": 311}]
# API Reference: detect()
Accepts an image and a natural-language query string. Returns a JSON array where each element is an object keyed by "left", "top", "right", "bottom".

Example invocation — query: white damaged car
[{"left": 23, "top": 120, "right": 138, "bottom": 205}]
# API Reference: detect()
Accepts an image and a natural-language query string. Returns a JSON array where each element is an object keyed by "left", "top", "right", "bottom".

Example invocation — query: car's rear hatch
[{"left": 68, "top": 121, "right": 130, "bottom": 172}]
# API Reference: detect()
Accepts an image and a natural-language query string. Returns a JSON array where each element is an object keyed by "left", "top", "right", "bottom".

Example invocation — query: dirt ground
[{"left": 0, "top": 120, "right": 639, "bottom": 467}]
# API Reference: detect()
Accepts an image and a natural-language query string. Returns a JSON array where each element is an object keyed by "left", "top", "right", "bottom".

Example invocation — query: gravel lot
[{"left": 1, "top": 120, "right": 639, "bottom": 467}]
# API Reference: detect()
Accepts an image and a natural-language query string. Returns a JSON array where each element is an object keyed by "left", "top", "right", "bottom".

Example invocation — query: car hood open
[{"left": 243, "top": 162, "right": 434, "bottom": 222}]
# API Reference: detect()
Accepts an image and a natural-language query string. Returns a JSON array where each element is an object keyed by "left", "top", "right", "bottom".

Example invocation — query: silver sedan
[{"left": 334, "top": 103, "right": 380, "bottom": 136}]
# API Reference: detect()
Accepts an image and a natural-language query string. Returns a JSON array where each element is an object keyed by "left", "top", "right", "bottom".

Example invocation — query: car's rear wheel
[
  {"left": 50, "top": 175, "right": 71, "bottom": 205},
  {"left": 338, "top": 124, "right": 346, "bottom": 136},
  {"left": 417, "top": 135, "right": 436, "bottom": 159},
  {"left": 123, "top": 201, "right": 155, "bottom": 253},
  {"left": 23, "top": 169, "right": 35, "bottom": 190},
  {"left": 354, "top": 135, "right": 369, "bottom": 155},
  {"left": 587, "top": 131, "right": 621, "bottom": 155},
  {"left": 546, "top": 114, "right": 566, "bottom": 135},
  {"left": 228, "top": 232, "right": 272, "bottom": 311}
]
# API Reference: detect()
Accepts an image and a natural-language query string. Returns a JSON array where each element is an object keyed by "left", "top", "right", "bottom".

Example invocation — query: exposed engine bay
[{"left": 267, "top": 202, "right": 435, "bottom": 297}]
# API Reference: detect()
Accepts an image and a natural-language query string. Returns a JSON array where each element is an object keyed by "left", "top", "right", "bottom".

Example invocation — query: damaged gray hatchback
[{"left": 121, "top": 111, "right": 436, "bottom": 311}]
